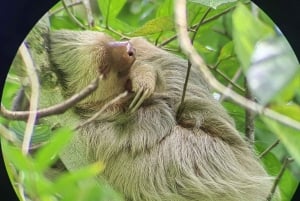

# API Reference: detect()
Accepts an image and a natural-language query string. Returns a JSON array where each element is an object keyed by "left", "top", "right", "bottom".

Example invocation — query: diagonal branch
[
  {"left": 1, "top": 77, "right": 101, "bottom": 121},
  {"left": 75, "top": 91, "right": 128, "bottom": 130},
  {"left": 174, "top": 0, "right": 300, "bottom": 131}
]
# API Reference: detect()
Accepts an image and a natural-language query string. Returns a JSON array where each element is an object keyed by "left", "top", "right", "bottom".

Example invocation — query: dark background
[{"left": 0, "top": 0, "right": 299, "bottom": 200}]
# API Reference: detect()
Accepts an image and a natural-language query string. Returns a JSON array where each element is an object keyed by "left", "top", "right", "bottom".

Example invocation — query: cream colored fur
[{"left": 49, "top": 31, "right": 279, "bottom": 201}]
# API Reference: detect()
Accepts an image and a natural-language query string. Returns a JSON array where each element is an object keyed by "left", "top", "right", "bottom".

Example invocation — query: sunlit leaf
[
  {"left": 34, "top": 127, "right": 73, "bottom": 171},
  {"left": 50, "top": 15, "right": 81, "bottom": 30},
  {"left": 156, "top": 0, "right": 174, "bottom": 17},
  {"left": 188, "top": 0, "right": 237, "bottom": 9},
  {"left": 130, "top": 16, "right": 174, "bottom": 36},
  {"left": 55, "top": 161, "right": 104, "bottom": 183},
  {"left": 97, "top": 0, "right": 126, "bottom": 25},
  {"left": 217, "top": 41, "right": 234, "bottom": 62},
  {"left": 1, "top": 139, "right": 35, "bottom": 171},
  {"left": 247, "top": 36, "right": 299, "bottom": 104},
  {"left": 232, "top": 3, "right": 274, "bottom": 70},
  {"left": 270, "top": 104, "right": 300, "bottom": 122},
  {"left": 262, "top": 118, "right": 300, "bottom": 167}
]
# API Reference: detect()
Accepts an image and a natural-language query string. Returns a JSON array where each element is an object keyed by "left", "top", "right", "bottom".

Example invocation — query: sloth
[{"left": 48, "top": 30, "right": 278, "bottom": 201}]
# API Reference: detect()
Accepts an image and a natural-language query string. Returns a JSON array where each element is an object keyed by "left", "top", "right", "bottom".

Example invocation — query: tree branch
[
  {"left": 266, "top": 157, "right": 294, "bottom": 201},
  {"left": 62, "top": 0, "right": 86, "bottom": 30},
  {"left": 82, "top": 0, "right": 94, "bottom": 27},
  {"left": 75, "top": 91, "right": 128, "bottom": 130},
  {"left": 19, "top": 43, "right": 40, "bottom": 155},
  {"left": 174, "top": 0, "right": 300, "bottom": 131},
  {"left": 259, "top": 139, "right": 280, "bottom": 159},
  {"left": 244, "top": 79, "right": 256, "bottom": 147},
  {"left": 219, "top": 68, "right": 243, "bottom": 102},
  {"left": 1, "top": 77, "right": 101, "bottom": 121}
]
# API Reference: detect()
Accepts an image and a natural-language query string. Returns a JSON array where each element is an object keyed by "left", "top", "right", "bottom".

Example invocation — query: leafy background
[{"left": 1, "top": 0, "right": 300, "bottom": 200}]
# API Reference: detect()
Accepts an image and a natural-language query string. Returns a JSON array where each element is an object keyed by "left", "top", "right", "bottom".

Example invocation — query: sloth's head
[{"left": 49, "top": 30, "right": 135, "bottom": 106}]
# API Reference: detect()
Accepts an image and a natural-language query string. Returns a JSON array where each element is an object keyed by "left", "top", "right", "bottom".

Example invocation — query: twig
[
  {"left": 1, "top": 77, "right": 100, "bottom": 120},
  {"left": 174, "top": 0, "right": 300, "bottom": 131},
  {"left": 191, "top": 7, "right": 211, "bottom": 43},
  {"left": 158, "top": 35, "right": 177, "bottom": 48},
  {"left": 259, "top": 139, "right": 280, "bottom": 159},
  {"left": 62, "top": 0, "right": 86, "bottom": 30},
  {"left": 159, "top": 5, "right": 233, "bottom": 48},
  {"left": 244, "top": 79, "right": 256, "bottom": 147},
  {"left": 19, "top": 43, "right": 40, "bottom": 155},
  {"left": 219, "top": 68, "right": 243, "bottom": 102},
  {"left": 82, "top": 0, "right": 94, "bottom": 27},
  {"left": 209, "top": 65, "right": 245, "bottom": 94},
  {"left": 177, "top": 7, "right": 211, "bottom": 118},
  {"left": 48, "top": 0, "right": 82, "bottom": 16},
  {"left": 75, "top": 91, "right": 128, "bottom": 130},
  {"left": 266, "top": 157, "right": 294, "bottom": 201}
]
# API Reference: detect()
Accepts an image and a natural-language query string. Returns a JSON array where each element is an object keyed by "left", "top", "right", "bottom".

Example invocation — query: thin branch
[
  {"left": 159, "top": 5, "right": 234, "bottom": 48},
  {"left": 48, "top": 0, "right": 82, "bottom": 16},
  {"left": 158, "top": 35, "right": 177, "bottom": 48},
  {"left": 244, "top": 79, "right": 256, "bottom": 147},
  {"left": 266, "top": 157, "right": 294, "bottom": 201},
  {"left": 175, "top": 0, "right": 300, "bottom": 131},
  {"left": 1, "top": 77, "right": 101, "bottom": 121},
  {"left": 259, "top": 139, "right": 280, "bottom": 159},
  {"left": 75, "top": 91, "right": 128, "bottom": 130},
  {"left": 106, "top": 26, "right": 129, "bottom": 40},
  {"left": 219, "top": 68, "right": 243, "bottom": 102},
  {"left": 82, "top": 0, "right": 94, "bottom": 27},
  {"left": 191, "top": 7, "right": 211, "bottom": 43},
  {"left": 62, "top": 0, "right": 86, "bottom": 30},
  {"left": 19, "top": 43, "right": 40, "bottom": 155},
  {"left": 177, "top": 7, "right": 211, "bottom": 118},
  {"left": 209, "top": 65, "right": 245, "bottom": 94}
]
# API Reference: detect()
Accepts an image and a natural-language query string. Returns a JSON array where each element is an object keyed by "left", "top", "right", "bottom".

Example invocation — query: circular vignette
[
  {"left": 0, "top": 0, "right": 299, "bottom": 201},
  {"left": 0, "top": 1, "right": 59, "bottom": 200}
]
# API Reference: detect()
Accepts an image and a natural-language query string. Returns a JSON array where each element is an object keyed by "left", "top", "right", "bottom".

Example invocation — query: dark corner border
[{"left": 0, "top": 1, "right": 59, "bottom": 200}]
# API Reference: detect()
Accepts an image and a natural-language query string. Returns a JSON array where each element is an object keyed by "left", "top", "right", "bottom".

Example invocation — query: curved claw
[{"left": 128, "top": 89, "right": 150, "bottom": 113}]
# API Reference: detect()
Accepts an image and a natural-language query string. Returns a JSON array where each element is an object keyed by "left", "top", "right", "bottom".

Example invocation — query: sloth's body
[{"left": 49, "top": 30, "right": 277, "bottom": 201}]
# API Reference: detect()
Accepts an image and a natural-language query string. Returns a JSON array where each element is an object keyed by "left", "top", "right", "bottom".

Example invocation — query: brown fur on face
[
  {"left": 49, "top": 30, "right": 279, "bottom": 201},
  {"left": 49, "top": 30, "right": 135, "bottom": 111}
]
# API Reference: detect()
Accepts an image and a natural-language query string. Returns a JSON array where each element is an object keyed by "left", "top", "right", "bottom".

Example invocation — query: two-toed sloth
[{"left": 49, "top": 30, "right": 278, "bottom": 201}]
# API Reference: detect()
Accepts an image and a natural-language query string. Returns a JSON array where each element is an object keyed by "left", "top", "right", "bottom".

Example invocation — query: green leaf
[
  {"left": 23, "top": 170, "right": 53, "bottom": 198},
  {"left": 50, "top": 15, "right": 80, "bottom": 30},
  {"left": 1, "top": 81, "right": 20, "bottom": 109},
  {"left": 1, "top": 139, "right": 35, "bottom": 171},
  {"left": 232, "top": 3, "right": 274, "bottom": 70},
  {"left": 257, "top": 142, "right": 299, "bottom": 201},
  {"left": 262, "top": 117, "right": 300, "bottom": 167},
  {"left": 156, "top": 0, "right": 174, "bottom": 17},
  {"left": 97, "top": 0, "right": 126, "bottom": 25},
  {"left": 270, "top": 104, "right": 300, "bottom": 122},
  {"left": 217, "top": 41, "right": 234, "bottom": 62},
  {"left": 34, "top": 127, "right": 74, "bottom": 171},
  {"left": 273, "top": 71, "right": 300, "bottom": 104},
  {"left": 9, "top": 121, "right": 51, "bottom": 145},
  {"left": 130, "top": 16, "right": 174, "bottom": 36},
  {"left": 52, "top": 162, "right": 105, "bottom": 196},
  {"left": 247, "top": 36, "right": 299, "bottom": 105},
  {"left": 188, "top": 0, "right": 237, "bottom": 9}
]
